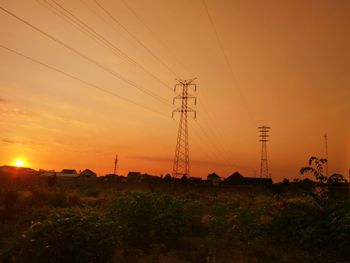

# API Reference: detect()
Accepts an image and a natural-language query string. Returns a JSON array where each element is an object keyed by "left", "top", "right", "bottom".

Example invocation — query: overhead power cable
[
  {"left": 116, "top": 0, "right": 237, "bottom": 166},
  {"left": 192, "top": 120, "right": 233, "bottom": 166},
  {"left": 0, "top": 5, "right": 171, "bottom": 107},
  {"left": 119, "top": 0, "right": 191, "bottom": 75},
  {"left": 94, "top": 0, "right": 179, "bottom": 78},
  {"left": 202, "top": 0, "right": 257, "bottom": 125},
  {"left": 41, "top": 0, "right": 173, "bottom": 92},
  {"left": 0, "top": 44, "right": 169, "bottom": 118}
]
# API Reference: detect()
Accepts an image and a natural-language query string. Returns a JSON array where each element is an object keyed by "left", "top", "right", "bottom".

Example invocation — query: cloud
[
  {"left": 0, "top": 105, "right": 34, "bottom": 118},
  {"left": 129, "top": 155, "right": 237, "bottom": 168},
  {"left": 0, "top": 98, "right": 6, "bottom": 103},
  {"left": 2, "top": 138, "right": 16, "bottom": 144}
]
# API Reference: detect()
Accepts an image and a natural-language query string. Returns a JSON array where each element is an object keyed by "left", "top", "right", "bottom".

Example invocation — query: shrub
[
  {"left": 267, "top": 201, "right": 325, "bottom": 248},
  {"left": 207, "top": 202, "right": 231, "bottom": 239},
  {"left": 107, "top": 192, "right": 203, "bottom": 248},
  {"left": 326, "top": 200, "right": 350, "bottom": 259},
  {"left": 49, "top": 191, "right": 68, "bottom": 207},
  {"left": 7, "top": 209, "right": 117, "bottom": 263},
  {"left": 0, "top": 190, "right": 20, "bottom": 220},
  {"left": 233, "top": 207, "right": 270, "bottom": 242},
  {"left": 153, "top": 194, "right": 203, "bottom": 245}
]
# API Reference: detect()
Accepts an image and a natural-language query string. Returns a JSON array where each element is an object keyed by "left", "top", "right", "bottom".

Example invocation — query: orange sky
[{"left": 0, "top": 0, "right": 349, "bottom": 181}]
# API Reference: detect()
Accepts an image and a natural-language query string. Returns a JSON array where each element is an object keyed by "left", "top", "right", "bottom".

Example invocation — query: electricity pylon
[
  {"left": 172, "top": 78, "right": 197, "bottom": 178},
  {"left": 258, "top": 126, "right": 270, "bottom": 178}
]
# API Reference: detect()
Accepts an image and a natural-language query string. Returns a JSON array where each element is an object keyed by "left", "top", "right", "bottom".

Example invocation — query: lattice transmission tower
[
  {"left": 258, "top": 126, "right": 270, "bottom": 178},
  {"left": 172, "top": 78, "right": 197, "bottom": 178}
]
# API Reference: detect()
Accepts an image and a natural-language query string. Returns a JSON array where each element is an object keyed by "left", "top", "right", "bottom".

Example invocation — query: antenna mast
[
  {"left": 324, "top": 133, "right": 329, "bottom": 176},
  {"left": 114, "top": 154, "right": 118, "bottom": 175}
]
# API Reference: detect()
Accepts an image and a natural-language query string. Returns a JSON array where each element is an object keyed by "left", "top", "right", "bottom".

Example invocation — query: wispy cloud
[
  {"left": 2, "top": 138, "right": 16, "bottom": 144},
  {"left": 129, "top": 155, "right": 237, "bottom": 168}
]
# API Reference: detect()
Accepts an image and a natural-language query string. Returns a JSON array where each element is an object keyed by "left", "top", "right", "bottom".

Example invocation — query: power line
[
  {"left": 119, "top": 0, "right": 191, "bottom": 75},
  {"left": 95, "top": 0, "right": 235, "bottom": 167},
  {"left": 202, "top": 0, "right": 257, "bottom": 125},
  {"left": 0, "top": 5, "right": 171, "bottom": 107},
  {"left": 118, "top": 0, "right": 243, "bottom": 169},
  {"left": 119, "top": 0, "right": 241, "bottom": 167},
  {"left": 94, "top": 0, "right": 179, "bottom": 78},
  {"left": 42, "top": 0, "right": 173, "bottom": 92},
  {"left": 0, "top": 44, "right": 169, "bottom": 118},
  {"left": 193, "top": 120, "right": 233, "bottom": 166},
  {"left": 196, "top": 99, "right": 237, "bottom": 161}
]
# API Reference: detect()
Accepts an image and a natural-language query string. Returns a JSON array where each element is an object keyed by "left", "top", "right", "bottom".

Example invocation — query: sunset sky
[{"left": 0, "top": 0, "right": 349, "bottom": 181}]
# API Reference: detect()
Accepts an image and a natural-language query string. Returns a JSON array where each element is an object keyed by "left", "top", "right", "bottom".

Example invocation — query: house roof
[
  {"left": 61, "top": 169, "right": 77, "bottom": 174},
  {"left": 222, "top": 172, "right": 244, "bottom": 184},
  {"left": 207, "top": 173, "right": 220, "bottom": 179},
  {"left": 80, "top": 169, "right": 96, "bottom": 175},
  {"left": 223, "top": 171, "right": 272, "bottom": 185}
]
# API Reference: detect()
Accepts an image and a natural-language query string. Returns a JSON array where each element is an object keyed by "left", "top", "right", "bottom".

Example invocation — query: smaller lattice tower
[{"left": 258, "top": 126, "right": 270, "bottom": 178}]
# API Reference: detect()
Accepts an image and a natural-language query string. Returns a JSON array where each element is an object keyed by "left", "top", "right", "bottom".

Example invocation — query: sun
[{"left": 15, "top": 159, "right": 24, "bottom": 167}]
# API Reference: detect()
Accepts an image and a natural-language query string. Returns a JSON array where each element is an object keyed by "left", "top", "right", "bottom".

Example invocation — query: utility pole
[
  {"left": 172, "top": 78, "right": 197, "bottom": 178},
  {"left": 258, "top": 126, "right": 270, "bottom": 178},
  {"left": 114, "top": 154, "right": 118, "bottom": 175},
  {"left": 324, "top": 133, "right": 329, "bottom": 176}
]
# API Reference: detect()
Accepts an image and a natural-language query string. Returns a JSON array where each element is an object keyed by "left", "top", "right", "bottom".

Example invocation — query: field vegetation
[{"left": 0, "top": 158, "right": 349, "bottom": 263}]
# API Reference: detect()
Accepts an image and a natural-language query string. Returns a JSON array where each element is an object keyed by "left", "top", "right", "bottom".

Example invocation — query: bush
[
  {"left": 267, "top": 201, "right": 325, "bottom": 248},
  {"left": 49, "top": 191, "right": 68, "bottom": 207},
  {"left": 6, "top": 209, "right": 117, "bottom": 263},
  {"left": 0, "top": 190, "right": 20, "bottom": 220},
  {"left": 107, "top": 192, "right": 203, "bottom": 248},
  {"left": 326, "top": 200, "right": 350, "bottom": 259},
  {"left": 266, "top": 199, "right": 350, "bottom": 261},
  {"left": 233, "top": 207, "right": 271, "bottom": 242},
  {"left": 207, "top": 202, "right": 231, "bottom": 239}
]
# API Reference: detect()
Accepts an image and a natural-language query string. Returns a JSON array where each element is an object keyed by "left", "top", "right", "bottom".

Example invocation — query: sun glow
[{"left": 15, "top": 159, "right": 24, "bottom": 167}]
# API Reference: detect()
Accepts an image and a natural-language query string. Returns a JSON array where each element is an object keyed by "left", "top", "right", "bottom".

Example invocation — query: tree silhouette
[
  {"left": 300, "top": 157, "right": 328, "bottom": 185},
  {"left": 300, "top": 156, "right": 346, "bottom": 185},
  {"left": 327, "top": 173, "right": 347, "bottom": 185},
  {"left": 300, "top": 156, "right": 347, "bottom": 206}
]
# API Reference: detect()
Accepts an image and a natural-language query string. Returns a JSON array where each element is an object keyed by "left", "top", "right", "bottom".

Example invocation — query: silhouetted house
[
  {"left": 222, "top": 172, "right": 272, "bottom": 186},
  {"left": 101, "top": 174, "right": 126, "bottom": 183},
  {"left": 39, "top": 172, "right": 56, "bottom": 177},
  {"left": 139, "top": 173, "right": 161, "bottom": 184},
  {"left": 207, "top": 173, "right": 221, "bottom": 186},
  {"left": 180, "top": 174, "right": 189, "bottom": 183},
  {"left": 189, "top": 176, "right": 203, "bottom": 185},
  {"left": 127, "top": 171, "right": 141, "bottom": 181},
  {"left": 163, "top": 173, "right": 172, "bottom": 182},
  {"left": 79, "top": 169, "right": 97, "bottom": 179},
  {"left": 56, "top": 169, "right": 79, "bottom": 179}
]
